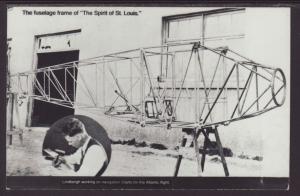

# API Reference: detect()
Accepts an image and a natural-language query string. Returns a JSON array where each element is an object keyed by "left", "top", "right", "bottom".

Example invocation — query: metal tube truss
[{"left": 9, "top": 41, "right": 286, "bottom": 129}]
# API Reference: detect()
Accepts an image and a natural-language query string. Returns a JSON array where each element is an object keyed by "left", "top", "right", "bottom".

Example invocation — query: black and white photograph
[{"left": 5, "top": 5, "right": 290, "bottom": 189}]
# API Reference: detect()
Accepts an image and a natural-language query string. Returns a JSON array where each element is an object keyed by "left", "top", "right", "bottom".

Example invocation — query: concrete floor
[{"left": 6, "top": 127, "right": 263, "bottom": 177}]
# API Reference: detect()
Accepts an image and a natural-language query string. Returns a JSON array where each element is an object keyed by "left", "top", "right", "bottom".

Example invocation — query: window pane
[
  {"left": 168, "top": 17, "right": 202, "bottom": 41},
  {"left": 204, "top": 11, "right": 245, "bottom": 38}
]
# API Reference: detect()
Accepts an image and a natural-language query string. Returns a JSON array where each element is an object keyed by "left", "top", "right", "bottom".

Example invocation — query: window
[
  {"left": 162, "top": 8, "right": 246, "bottom": 85},
  {"left": 162, "top": 8, "right": 245, "bottom": 51}
]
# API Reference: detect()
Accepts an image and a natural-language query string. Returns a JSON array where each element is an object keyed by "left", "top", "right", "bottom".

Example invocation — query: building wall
[
  {"left": 244, "top": 8, "right": 290, "bottom": 177},
  {"left": 7, "top": 7, "right": 290, "bottom": 177},
  {"left": 7, "top": 6, "right": 214, "bottom": 124}
]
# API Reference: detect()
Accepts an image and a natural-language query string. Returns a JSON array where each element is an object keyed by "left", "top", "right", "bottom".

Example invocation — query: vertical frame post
[
  {"left": 214, "top": 126, "right": 229, "bottom": 176},
  {"left": 140, "top": 49, "right": 145, "bottom": 125}
]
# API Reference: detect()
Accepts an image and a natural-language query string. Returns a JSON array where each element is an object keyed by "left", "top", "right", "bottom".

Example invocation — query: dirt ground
[{"left": 6, "top": 127, "right": 262, "bottom": 177}]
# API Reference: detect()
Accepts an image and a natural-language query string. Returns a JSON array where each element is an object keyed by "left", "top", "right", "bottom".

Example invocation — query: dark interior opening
[{"left": 31, "top": 50, "right": 79, "bottom": 126}]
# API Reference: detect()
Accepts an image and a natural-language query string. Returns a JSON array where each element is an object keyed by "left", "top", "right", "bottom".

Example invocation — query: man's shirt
[{"left": 64, "top": 136, "right": 107, "bottom": 176}]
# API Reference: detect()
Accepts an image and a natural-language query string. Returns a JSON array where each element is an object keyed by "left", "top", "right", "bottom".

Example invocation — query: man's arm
[
  {"left": 63, "top": 149, "right": 82, "bottom": 165},
  {"left": 52, "top": 149, "right": 81, "bottom": 171},
  {"left": 75, "top": 145, "right": 107, "bottom": 176}
]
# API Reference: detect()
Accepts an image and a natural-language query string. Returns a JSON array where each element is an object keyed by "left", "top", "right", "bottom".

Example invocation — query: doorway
[{"left": 31, "top": 50, "right": 79, "bottom": 126}]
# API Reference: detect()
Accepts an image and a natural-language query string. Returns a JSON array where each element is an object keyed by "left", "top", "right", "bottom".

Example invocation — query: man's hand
[{"left": 52, "top": 155, "right": 65, "bottom": 168}]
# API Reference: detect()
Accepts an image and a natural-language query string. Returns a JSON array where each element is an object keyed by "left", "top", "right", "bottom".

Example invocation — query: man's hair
[{"left": 62, "top": 118, "right": 86, "bottom": 137}]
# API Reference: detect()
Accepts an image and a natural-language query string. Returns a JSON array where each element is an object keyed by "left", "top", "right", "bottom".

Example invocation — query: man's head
[{"left": 62, "top": 118, "right": 88, "bottom": 148}]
